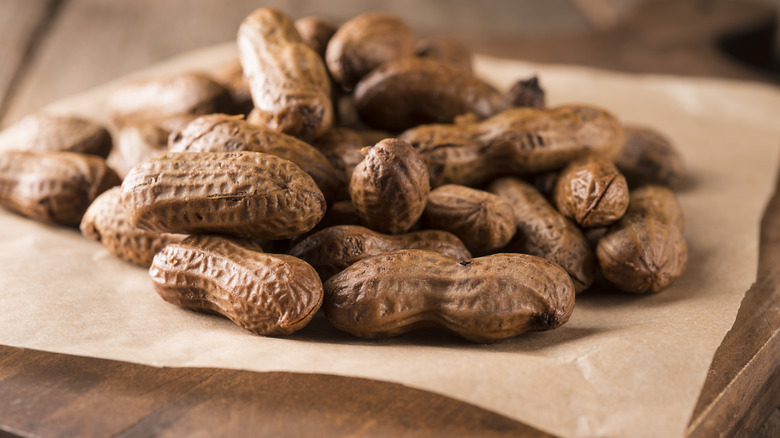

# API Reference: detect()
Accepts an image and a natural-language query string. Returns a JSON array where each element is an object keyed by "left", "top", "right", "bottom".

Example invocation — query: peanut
[
  {"left": 423, "top": 184, "right": 516, "bottom": 255},
  {"left": 290, "top": 225, "right": 472, "bottom": 280},
  {"left": 489, "top": 177, "right": 595, "bottom": 293},
  {"left": 354, "top": 57, "right": 503, "bottom": 131},
  {"left": 80, "top": 187, "right": 184, "bottom": 267},
  {"left": 121, "top": 151, "right": 326, "bottom": 239},
  {"left": 324, "top": 249, "right": 575, "bottom": 342},
  {"left": 295, "top": 16, "right": 337, "bottom": 59},
  {"left": 616, "top": 126, "right": 686, "bottom": 188},
  {"left": 150, "top": 235, "right": 323, "bottom": 336},
  {"left": 169, "top": 114, "right": 344, "bottom": 202},
  {"left": 553, "top": 156, "right": 629, "bottom": 228},
  {"left": 349, "top": 138, "right": 430, "bottom": 234},
  {"left": 596, "top": 185, "right": 687, "bottom": 293},
  {"left": 107, "top": 72, "right": 233, "bottom": 132},
  {"left": 400, "top": 104, "right": 625, "bottom": 187},
  {"left": 0, "top": 113, "right": 112, "bottom": 158},
  {"left": 326, "top": 12, "right": 416, "bottom": 90},
  {"left": 238, "top": 8, "right": 332, "bottom": 141},
  {"left": 415, "top": 37, "right": 473, "bottom": 75},
  {"left": 110, "top": 122, "right": 169, "bottom": 178},
  {"left": 0, "top": 150, "right": 120, "bottom": 226}
]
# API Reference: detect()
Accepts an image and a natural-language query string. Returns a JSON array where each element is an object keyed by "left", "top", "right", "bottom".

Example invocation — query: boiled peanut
[
  {"left": 423, "top": 184, "right": 516, "bottom": 255},
  {"left": 110, "top": 122, "right": 169, "bottom": 178},
  {"left": 489, "top": 177, "right": 595, "bottom": 292},
  {"left": 324, "top": 249, "right": 575, "bottom": 342},
  {"left": 169, "top": 114, "right": 344, "bottom": 202},
  {"left": 0, "top": 150, "right": 120, "bottom": 226},
  {"left": 80, "top": 187, "right": 184, "bottom": 267},
  {"left": 0, "top": 113, "right": 112, "bottom": 158},
  {"left": 295, "top": 16, "right": 337, "bottom": 59},
  {"left": 616, "top": 126, "right": 685, "bottom": 188},
  {"left": 326, "top": 12, "right": 416, "bottom": 90},
  {"left": 502, "top": 76, "right": 545, "bottom": 109},
  {"left": 107, "top": 72, "right": 233, "bottom": 131},
  {"left": 150, "top": 235, "right": 322, "bottom": 336},
  {"left": 553, "top": 156, "right": 629, "bottom": 228},
  {"left": 596, "top": 185, "right": 687, "bottom": 293},
  {"left": 290, "top": 225, "right": 471, "bottom": 280},
  {"left": 401, "top": 104, "right": 625, "bottom": 187},
  {"left": 415, "top": 37, "right": 473, "bottom": 75},
  {"left": 354, "top": 57, "right": 503, "bottom": 131},
  {"left": 121, "top": 151, "right": 326, "bottom": 239},
  {"left": 349, "top": 138, "right": 429, "bottom": 234},
  {"left": 238, "top": 8, "right": 332, "bottom": 141}
]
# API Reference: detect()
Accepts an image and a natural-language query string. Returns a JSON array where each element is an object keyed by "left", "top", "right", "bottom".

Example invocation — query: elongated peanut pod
[
  {"left": 169, "top": 114, "right": 344, "bottom": 202},
  {"left": 489, "top": 177, "right": 595, "bottom": 293},
  {"left": 400, "top": 105, "right": 625, "bottom": 187},
  {"left": 121, "top": 151, "right": 326, "bottom": 239},
  {"left": 290, "top": 225, "right": 471, "bottom": 280},
  {"left": 324, "top": 250, "right": 575, "bottom": 342},
  {"left": 151, "top": 235, "right": 322, "bottom": 336},
  {"left": 238, "top": 8, "right": 332, "bottom": 141},
  {"left": 0, "top": 150, "right": 120, "bottom": 226},
  {"left": 0, "top": 113, "right": 112, "bottom": 158}
]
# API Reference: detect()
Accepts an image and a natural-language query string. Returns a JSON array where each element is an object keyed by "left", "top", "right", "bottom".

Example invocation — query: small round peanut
[
  {"left": 616, "top": 126, "right": 686, "bottom": 188},
  {"left": 349, "top": 138, "right": 430, "bottom": 234},
  {"left": 295, "top": 16, "right": 337, "bottom": 59},
  {"left": 596, "top": 185, "right": 687, "bottom": 293},
  {"left": 554, "top": 156, "right": 629, "bottom": 228},
  {"left": 110, "top": 122, "right": 169, "bottom": 178}
]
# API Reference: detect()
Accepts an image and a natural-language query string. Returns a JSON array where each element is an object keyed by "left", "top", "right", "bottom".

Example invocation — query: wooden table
[{"left": 1, "top": 1, "right": 779, "bottom": 436}]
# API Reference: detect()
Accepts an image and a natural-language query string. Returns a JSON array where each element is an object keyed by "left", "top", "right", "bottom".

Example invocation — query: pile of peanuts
[{"left": 0, "top": 9, "right": 687, "bottom": 343}]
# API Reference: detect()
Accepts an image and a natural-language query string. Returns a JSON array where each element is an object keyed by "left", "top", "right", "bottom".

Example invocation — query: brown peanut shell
[
  {"left": 121, "top": 151, "right": 326, "bottom": 239},
  {"left": 80, "top": 187, "right": 185, "bottom": 267},
  {"left": 400, "top": 104, "right": 625, "bottom": 187},
  {"left": 295, "top": 16, "right": 337, "bottom": 59},
  {"left": 423, "top": 184, "right": 516, "bottom": 255},
  {"left": 349, "top": 138, "right": 430, "bottom": 234},
  {"left": 169, "top": 114, "right": 344, "bottom": 202},
  {"left": 110, "top": 122, "right": 169, "bottom": 178},
  {"left": 0, "top": 113, "right": 112, "bottom": 158},
  {"left": 554, "top": 156, "right": 629, "bottom": 228},
  {"left": 489, "top": 177, "right": 595, "bottom": 292},
  {"left": 211, "top": 60, "right": 254, "bottom": 116},
  {"left": 617, "top": 126, "right": 685, "bottom": 188},
  {"left": 107, "top": 72, "right": 233, "bottom": 131},
  {"left": 238, "top": 8, "right": 332, "bottom": 141},
  {"left": 596, "top": 185, "right": 687, "bottom": 293},
  {"left": 150, "top": 235, "right": 322, "bottom": 336},
  {"left": 324, "top": 249, "right": 575, "bottom": 342},
  {"left": 326, "top": 12, "right": 416, "bottom": 90},
  {"left": 354, "top": 57, "right": 502, "bottom": 132},
  {"left": 0, "top": 150, "right": 120, "bottom": 226},
  {"left": 290, "top": 225, "right": 471, "bottom": 280},
  {"left": 415, "top": 37, "right": 473, "bottom": 75}
]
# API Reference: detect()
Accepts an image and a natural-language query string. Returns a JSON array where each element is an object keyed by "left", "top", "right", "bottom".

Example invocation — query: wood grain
[
  {"left": 687, "top": 156, "right": 780, "bottom": 437},
  {"left": 0, "top": 345, "right": 553, "bottom": 438},
  {"left": 0, "top": 0, "right": 59, "bottom": 116}
]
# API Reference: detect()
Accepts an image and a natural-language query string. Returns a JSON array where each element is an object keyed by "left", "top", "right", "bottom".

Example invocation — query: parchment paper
[{"left": 1, "top": 43, "right": 779, "bottom": 438}]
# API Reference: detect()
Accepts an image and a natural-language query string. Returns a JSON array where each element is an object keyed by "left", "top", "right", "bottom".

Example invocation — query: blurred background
[{"left": 1, "top": 0, "right": 779, "bottom": 129}]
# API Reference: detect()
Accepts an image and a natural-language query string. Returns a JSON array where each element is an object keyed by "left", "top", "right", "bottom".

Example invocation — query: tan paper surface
[{"left": 1, "top": 43, "right": 779, "bottom": 438}]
